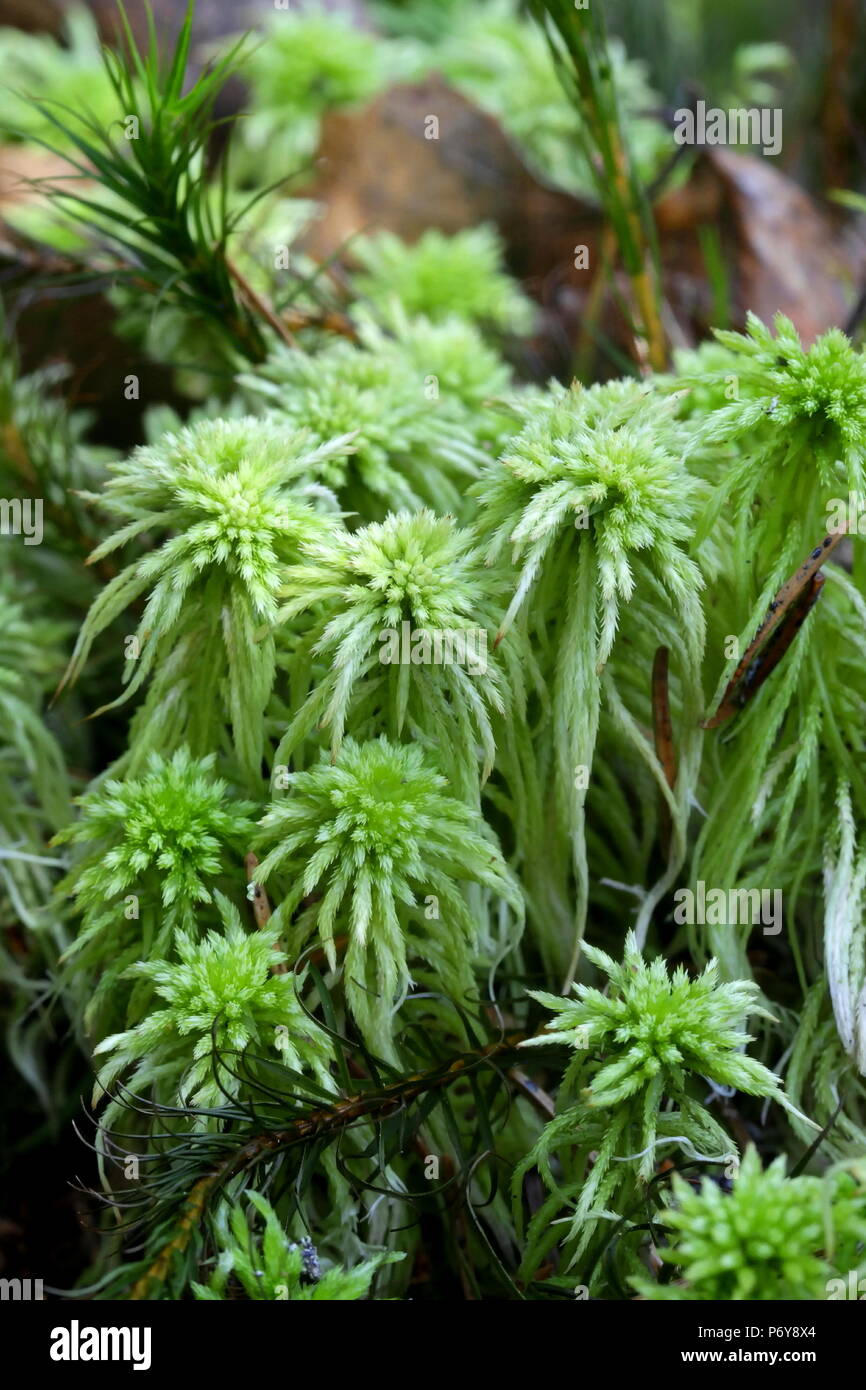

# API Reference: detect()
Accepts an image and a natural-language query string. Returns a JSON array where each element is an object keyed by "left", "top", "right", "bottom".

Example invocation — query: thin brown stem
[
  {"left": 127, "top": 1028, "right": 531, "bottom": 1300},
  {"left": 244, "top": 851, "right": 287, "bottom": 974},
  {"left": 227, "top": 256, "right": 298, "bottom": 351}
]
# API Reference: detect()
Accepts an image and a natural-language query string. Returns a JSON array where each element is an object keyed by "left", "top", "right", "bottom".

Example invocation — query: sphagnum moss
[
  {"left": 256, "top": 736, "right": 522, "bottom": 1058},
  {"left": 514, "top": 933, "right": 804, "bottom": 1279},
  {"left": 632, "top": 1147, "right": 866, "bottom": 1301},
  {"left": 7, "top": 0, "right": 866, "bottom": 1307}
]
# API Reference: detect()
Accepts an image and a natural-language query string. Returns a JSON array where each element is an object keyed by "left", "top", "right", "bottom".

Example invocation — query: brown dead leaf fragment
[
  {"left": 307, "top": 81, "right": 866, "bottom": 362},
  {"left": 0, "top": 146, "right": 77, "bottom": 207},
  {"left": 304, "top": 76, "right": 599, "bottom": 278},
  {"left": 652, "top": 646, "right": 676, "bottom": 856},
  {"left": 303, "top": 78, "right": 612, "bottom": 376},
  {"left": 703, "top": 528, "right": 848, "bottom": 729},
  {"left": 244, "top": 851, "right": 288, "bottom": 974},
  {"left": 656, "top": 149, "right": 866, "bottom": 347}
]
